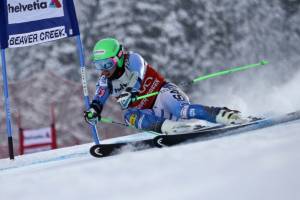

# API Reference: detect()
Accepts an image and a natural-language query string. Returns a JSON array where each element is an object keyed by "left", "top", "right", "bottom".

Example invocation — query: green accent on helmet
[{"left": 92, "top": 38, "right": 124, "bottom": 68}]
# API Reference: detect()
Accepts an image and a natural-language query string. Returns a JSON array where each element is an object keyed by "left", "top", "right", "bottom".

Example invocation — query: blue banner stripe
[
  {"left": 7, "top": 17, "right": 76, "bottom": 37},
  {"left": 0, "top": 0, "right": 8, "bottom": 48},
  {"left": 65, "top": 0, "right": 80, "bottom": 36}
]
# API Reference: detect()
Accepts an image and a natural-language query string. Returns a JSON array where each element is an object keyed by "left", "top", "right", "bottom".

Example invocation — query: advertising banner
[
  {"left": 19, "top": 126, "right": 57, "bottom": 154},
  {"left": 0, "top": 0, "right": 79, "bottom": 48}
]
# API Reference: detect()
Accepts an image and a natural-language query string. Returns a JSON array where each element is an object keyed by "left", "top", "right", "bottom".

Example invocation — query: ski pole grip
[
  {"left": 132, "top": 91, "right": 160, "bottom": 102},
  {"left": 87, "top": 112, "right": 94, "bottom": 118}
]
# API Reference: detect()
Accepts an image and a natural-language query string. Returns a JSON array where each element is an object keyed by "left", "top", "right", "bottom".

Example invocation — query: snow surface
[
  {"left": 1, "top": 1, "right": 300, "bottom": 199},
  {"left": 1, "top": 119, "right": 300, "bottom": 200}
]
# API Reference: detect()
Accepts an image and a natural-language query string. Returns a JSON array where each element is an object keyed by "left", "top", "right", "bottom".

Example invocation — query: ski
[
  {"left": 89, "top": 139, "right": 155, "bottom": 158},
  {"left": 90, "top": 110, "right": 300, "bottom": 158},
  {"left": 153, "top": 110, "right": 300, "bottom": 147}
]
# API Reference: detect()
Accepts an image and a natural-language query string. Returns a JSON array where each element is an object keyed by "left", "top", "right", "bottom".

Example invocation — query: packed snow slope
[{"left": 0, "top": 118, "right": 300, "bottom": 200}]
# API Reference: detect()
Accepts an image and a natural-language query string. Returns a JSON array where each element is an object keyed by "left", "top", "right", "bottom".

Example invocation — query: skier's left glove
[
  {"left": 117, "top": 87, "right": 138, "bottom": 109},
  {"left": 84, "top": 101, "right": 103, "bottom": 125}
]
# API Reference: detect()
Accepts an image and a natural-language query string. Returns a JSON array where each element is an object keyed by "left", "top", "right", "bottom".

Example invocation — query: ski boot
[
  {"left": 215, "top": 107, "right": 247, "bottom": 125},
  {"left": 160, "top": 119, "right": 216, "bottom": 135}
]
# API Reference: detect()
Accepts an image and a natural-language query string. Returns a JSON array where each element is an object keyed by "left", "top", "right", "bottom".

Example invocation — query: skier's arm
[
  {"left": 84, "top": 76, "right": 111, "bottom": 125},
  {"left": 117, "top": 53, "right": 146, "bottom": 109},
  {"left": 92, "top": 76, "right": 111, "bottom": 105},
  {"left": 127, "top": 52, "right": 146, "bottom": 92}
]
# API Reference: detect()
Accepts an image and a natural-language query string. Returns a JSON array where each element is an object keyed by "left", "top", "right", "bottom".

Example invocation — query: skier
[{"left": 84, "top": 38, "right": 246, "bottom": 134}]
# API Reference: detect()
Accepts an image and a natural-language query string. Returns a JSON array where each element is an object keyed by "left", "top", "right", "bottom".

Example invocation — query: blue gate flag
[{"left": 0, "top": 0, "right": 80, "bottom": 49}]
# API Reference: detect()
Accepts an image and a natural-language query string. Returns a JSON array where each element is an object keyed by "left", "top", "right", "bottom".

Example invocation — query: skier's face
[
  {"left": 100, "top": 65, "right": 116, "bottom": 78},
  {"left": 94, "top": 57, "right": 117, "bottom": 78}
]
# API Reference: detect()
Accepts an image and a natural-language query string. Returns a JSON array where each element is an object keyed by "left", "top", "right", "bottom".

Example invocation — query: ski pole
[
  {"left": 192, "top": 60, "right": 268, "bottom": 83},
  {"left": 131, "top": 91, "right": 159, "bottom": 102},
  {"left": 134, "top": 60, "right": 269, "bottom": 101},
  {"left": 100, "top": 117, "right": 127, "bottom": 126},
  {"left": 100, "top": 117, "right": 160, "bottom": 135}
]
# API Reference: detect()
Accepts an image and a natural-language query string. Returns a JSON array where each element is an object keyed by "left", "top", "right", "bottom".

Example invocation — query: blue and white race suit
[{"left": 92, "top": 52, "right": 221, "bottom": 132}]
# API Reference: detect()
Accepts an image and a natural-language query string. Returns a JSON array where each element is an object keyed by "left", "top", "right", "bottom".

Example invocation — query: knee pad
[
  {"left": 124, "top": 108, "right": 164, "bottom": 132},
  {"left": 124, "top": 108, "right": 142, "bottom": 128}
]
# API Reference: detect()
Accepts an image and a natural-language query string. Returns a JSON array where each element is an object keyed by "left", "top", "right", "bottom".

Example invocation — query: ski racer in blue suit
[{"left": 84, "top": 38, "right": 246, "bottom": 134}]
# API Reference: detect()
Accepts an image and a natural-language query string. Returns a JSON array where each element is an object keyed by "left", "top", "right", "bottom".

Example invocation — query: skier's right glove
[
  {"left": 117, "top": 87, "right": 138, "bottom": 110},
  {"left": 84, "top": 101, "right": 103, "bottom": 125}
]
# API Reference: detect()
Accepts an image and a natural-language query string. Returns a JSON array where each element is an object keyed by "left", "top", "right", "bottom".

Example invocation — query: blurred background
[{"left": 1, "top": 0, "right": 300, "bottom": 158}]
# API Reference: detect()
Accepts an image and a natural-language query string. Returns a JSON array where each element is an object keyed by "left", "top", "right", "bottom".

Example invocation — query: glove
[
  {"left": 117, "top": 87, "right": 137, "bottom": 109},
  {"left": 84, "top": 101, "right": 103, "bottom": 125}
]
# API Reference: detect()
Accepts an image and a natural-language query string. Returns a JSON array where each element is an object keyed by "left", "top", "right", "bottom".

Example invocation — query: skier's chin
[{"left": 101, "top": 71, "right": 114, "bottom": 78}]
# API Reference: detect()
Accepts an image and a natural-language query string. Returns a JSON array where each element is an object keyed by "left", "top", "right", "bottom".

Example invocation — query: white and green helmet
[{"left": 92, "top": 38, "right": 124, "bottom": 70}]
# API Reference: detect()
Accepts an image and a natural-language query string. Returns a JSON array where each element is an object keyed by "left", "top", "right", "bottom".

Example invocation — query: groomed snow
[{"left": 1, "top": 119, "right": 299, "bottom": 200}]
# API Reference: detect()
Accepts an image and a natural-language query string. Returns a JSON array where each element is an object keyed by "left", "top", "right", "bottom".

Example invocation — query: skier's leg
[
  {"left": 155, "top": 83, "right": 218, "bottom": 122},
  {"left": 123, "top": 83, "right": 245, "bottom": 134},
  {"left": 152, "top": 83, "right": 190, "bottom": 120},
  {"left": 124, "top": 108, "right": 165, "bottom": 132},
  {"left": 124, "top": 107, "right": 212, "bottom": 135},
  {"left": 183, "top": 105, "right": 247, "bottom": 124},
  {"left": 157, "top": 83, "right": 244, "bottom": 125},
  {"left": 181, "top": 104, "right": 221, "bottom": 123}
]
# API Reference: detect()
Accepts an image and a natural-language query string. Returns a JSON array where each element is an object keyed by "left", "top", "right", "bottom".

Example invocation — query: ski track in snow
[{"left": 0, "top": 120, "right": 300, "bottom": 200}]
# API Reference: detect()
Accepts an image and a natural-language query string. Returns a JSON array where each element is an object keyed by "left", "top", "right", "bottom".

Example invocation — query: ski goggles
[{"left": 93, "top": 58, "right": 117, "bottom": 72}]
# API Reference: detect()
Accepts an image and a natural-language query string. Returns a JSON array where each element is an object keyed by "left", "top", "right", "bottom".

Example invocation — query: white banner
[
  {"left": 23, "top": 127, "right": 52, "bottom": 146},
  {"left": 24, "top": 146, "right": 52, "bottom": 154},
  {"left": 8, "top": 26, "right": 67, "bottom": 48},
  {"left": 7, "top": 0, "right": 64, "bottom": 24}
]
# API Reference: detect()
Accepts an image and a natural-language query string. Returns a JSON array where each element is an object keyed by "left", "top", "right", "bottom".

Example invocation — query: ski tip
[
  {"left": 260, "top": 60, "right": 269, "bottom": 65},
  {"left": 90, "top": 144, "right": 112, "bottom": 158}
]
